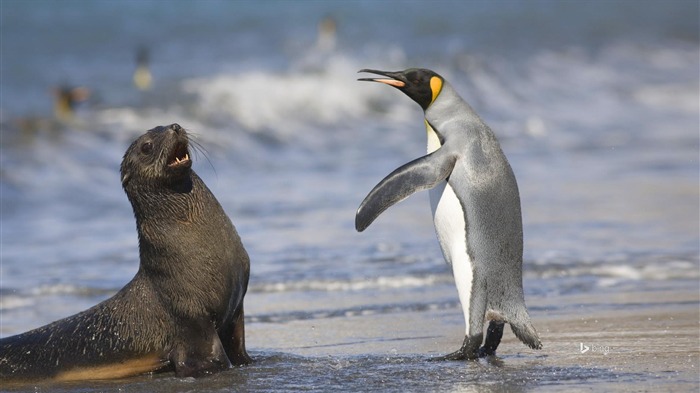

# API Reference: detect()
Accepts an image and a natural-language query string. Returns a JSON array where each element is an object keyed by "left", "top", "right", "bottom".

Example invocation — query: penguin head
[{"left": 359, "top": 68, "right": 444, "bottom": 110}]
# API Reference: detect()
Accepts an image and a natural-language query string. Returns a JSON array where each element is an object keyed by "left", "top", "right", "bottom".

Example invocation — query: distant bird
[
  {"left": 315, "top": 15, "right": 337, "bottom": 52},
  {"left": 133, "top": 46, "right": 152, "bottom": 91},
  {"left": 52, "top": 86, "right": 90, "bottom": 124}
]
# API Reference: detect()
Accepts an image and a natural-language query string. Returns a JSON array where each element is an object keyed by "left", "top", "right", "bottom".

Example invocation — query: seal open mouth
[{"left": 167, "top": 142, "right": 191, "bottom": 168}]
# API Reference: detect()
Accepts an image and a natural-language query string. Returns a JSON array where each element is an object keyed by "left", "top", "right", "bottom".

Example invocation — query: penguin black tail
[{"left": 510, "top": 319, "right": 542, "bottom": 350}]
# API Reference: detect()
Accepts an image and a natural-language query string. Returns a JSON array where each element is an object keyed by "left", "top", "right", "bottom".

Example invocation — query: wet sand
[
  {"left": 245, "top": 278, "right": 700, "bottom": 392},
  {"left": 3, "top": 279, "right": 698, "bottom": 392}
]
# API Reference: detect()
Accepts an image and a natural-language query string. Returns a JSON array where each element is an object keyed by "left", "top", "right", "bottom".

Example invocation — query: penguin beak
[{"left": 358, "top": 69, "right": 406, "bottom": 88}]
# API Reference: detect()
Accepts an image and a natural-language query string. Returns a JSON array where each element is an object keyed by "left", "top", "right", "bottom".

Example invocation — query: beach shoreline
[{"left": 244, "top": 278, "right": 700, "bottom": 391}]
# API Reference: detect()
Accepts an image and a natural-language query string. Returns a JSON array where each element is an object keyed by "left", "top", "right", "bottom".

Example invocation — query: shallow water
[
  {"left": 1, "top": 0, "right": 699, "bottom": 391},
  {"left": 4, "top": 278, "right": 698, "bottom": 392}
]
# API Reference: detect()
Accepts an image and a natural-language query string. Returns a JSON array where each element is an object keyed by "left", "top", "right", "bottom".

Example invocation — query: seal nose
[{"left": 169, "top": 123, "right": 182, "bottom": 134}]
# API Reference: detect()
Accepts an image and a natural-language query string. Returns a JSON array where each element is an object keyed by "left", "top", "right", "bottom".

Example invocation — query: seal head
[{"left": 121, "top": 123, "right": 192, "bottom": 189}]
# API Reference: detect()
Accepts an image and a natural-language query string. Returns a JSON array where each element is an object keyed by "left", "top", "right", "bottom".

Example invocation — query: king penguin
[
  {"left": 133, "top": 46, "right": 152, "bottom": 91},
  {"left": 355, "top": 68, "right": 542, "bottom": 360}
]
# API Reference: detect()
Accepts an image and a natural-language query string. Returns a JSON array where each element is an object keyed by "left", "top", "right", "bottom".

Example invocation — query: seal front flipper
[
  {"left": 220, "top": 306, "right": 253, "bottom": 366},
  {"left": 356, "top": 148, "right": 457, "bottom": 232},
  {"left": 170, "top": 321, "right": 232, "bottom": 378}
]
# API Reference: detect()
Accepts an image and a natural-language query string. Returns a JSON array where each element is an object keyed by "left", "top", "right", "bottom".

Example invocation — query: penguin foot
[
  {"left": 430, "top": 346, "right": 496, "bottom": 361},
  {"left": 430, "top": 349, "right": 479, "bottom": 361},
  {"left": 430, "top": 333, "right": 483, "bottom": 361},
  {"left": 429, "top": 346, "right": 500, "bottom": 362},
  {"left": 478, "top": 346, "right": 496, "bottom": 357}
]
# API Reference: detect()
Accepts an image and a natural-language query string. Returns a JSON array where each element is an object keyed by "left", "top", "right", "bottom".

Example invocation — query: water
[{"left": 1, "top": 0, "right": 698, "bottom": 391}]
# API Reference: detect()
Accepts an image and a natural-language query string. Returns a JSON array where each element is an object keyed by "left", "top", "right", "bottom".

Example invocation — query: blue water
[{"left": 1, "top": 0, "right": 698, "bottom": 390}]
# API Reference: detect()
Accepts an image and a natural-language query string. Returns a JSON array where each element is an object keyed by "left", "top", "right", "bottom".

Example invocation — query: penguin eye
[{"left": 141, "top": 142, "right": 153, "bottom": 155}]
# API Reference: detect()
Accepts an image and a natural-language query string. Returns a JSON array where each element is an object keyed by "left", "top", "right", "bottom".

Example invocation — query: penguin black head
[{"left": 359, "top": 68, "right": 444, "bottom": 110}]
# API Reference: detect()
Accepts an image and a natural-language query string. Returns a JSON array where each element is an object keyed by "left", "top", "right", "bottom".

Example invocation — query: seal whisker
[{"left": 187, "top": 133, "right": 217, "bottom": 178}]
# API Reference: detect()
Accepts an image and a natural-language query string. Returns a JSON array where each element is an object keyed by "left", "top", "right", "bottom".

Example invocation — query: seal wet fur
[{"left": 0, "top": 124, "right": 252, "bottom": 383}]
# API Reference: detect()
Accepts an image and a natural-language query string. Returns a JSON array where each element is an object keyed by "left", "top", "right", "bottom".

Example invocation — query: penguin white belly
[{"left": 429, "top": 182, "right": 473, "bottom": 335}]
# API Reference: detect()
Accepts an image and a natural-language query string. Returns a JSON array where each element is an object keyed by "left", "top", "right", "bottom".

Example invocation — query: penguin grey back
[
  {"left": 427, "top": 81, "right": 540, "bottom": 348},
  {"left": 356, "top": 68, "right": 541, "bottom": 354}
]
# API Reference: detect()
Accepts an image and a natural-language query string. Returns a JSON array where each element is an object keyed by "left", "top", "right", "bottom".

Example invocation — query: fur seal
[
  {"left": 356, "top": 69, "right": 542, "bottom": 359},
  {"left": 0, "top": 123, "right": 251, "bottom": 383}
]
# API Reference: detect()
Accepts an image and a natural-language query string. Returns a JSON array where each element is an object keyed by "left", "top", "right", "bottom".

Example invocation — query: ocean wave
[
  {"left": 528, "top": 253, "right": 700, "bottom": 282},
  {"left": 144, "top": 42, "right": 700, "bottom": 155},
  {"left": 248, "top": 274, "right": 453, "bottom": 294},
  {"left": 0, "top": 284, "right": 116, "bottom": 311},
  {"left": 249, "top": 299, "right": 459, "bottom": 324},
  {"left": 0, "top": 294, "right": 34, "bottom": 311},
  {"left": 5, "top": 40, "right": 694, "bottom": 158},
  {"left": 250, "top": 254, "right": 700, "bottom": 297},
  {"left": 180, "top": 53, "right": 413, "bottom": 137}
]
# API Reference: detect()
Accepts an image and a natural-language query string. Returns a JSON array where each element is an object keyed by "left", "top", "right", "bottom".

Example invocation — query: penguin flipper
[{"left": 356, "top": 149, "right": 457, "bottom": 232}]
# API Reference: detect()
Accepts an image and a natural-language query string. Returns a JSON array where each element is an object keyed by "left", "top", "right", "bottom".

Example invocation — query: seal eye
[{"left": 141, "top": 142, "right": 153, "bottom": 155}]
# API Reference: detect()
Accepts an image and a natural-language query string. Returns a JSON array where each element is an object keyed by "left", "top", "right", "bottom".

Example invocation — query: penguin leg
[
  {"left": 220, "top": 305, "right": 253, "bottom": 365},
  {"left": 433, "top": 275, "right": 487, "bottom": 361},
  {"left": 439, "top": 306, "right": 486, "bottom": 361},
  {"left": 479, "top": 321, "right": 505, "bottom": 357},
  {"left": 170, "top": 320, "right": 232, "bottom": 378}
]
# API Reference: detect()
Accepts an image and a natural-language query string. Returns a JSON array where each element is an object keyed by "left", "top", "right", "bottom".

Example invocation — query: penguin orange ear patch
[{"left": 430, "top": 76, "right": 443, "bottom": 103}]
